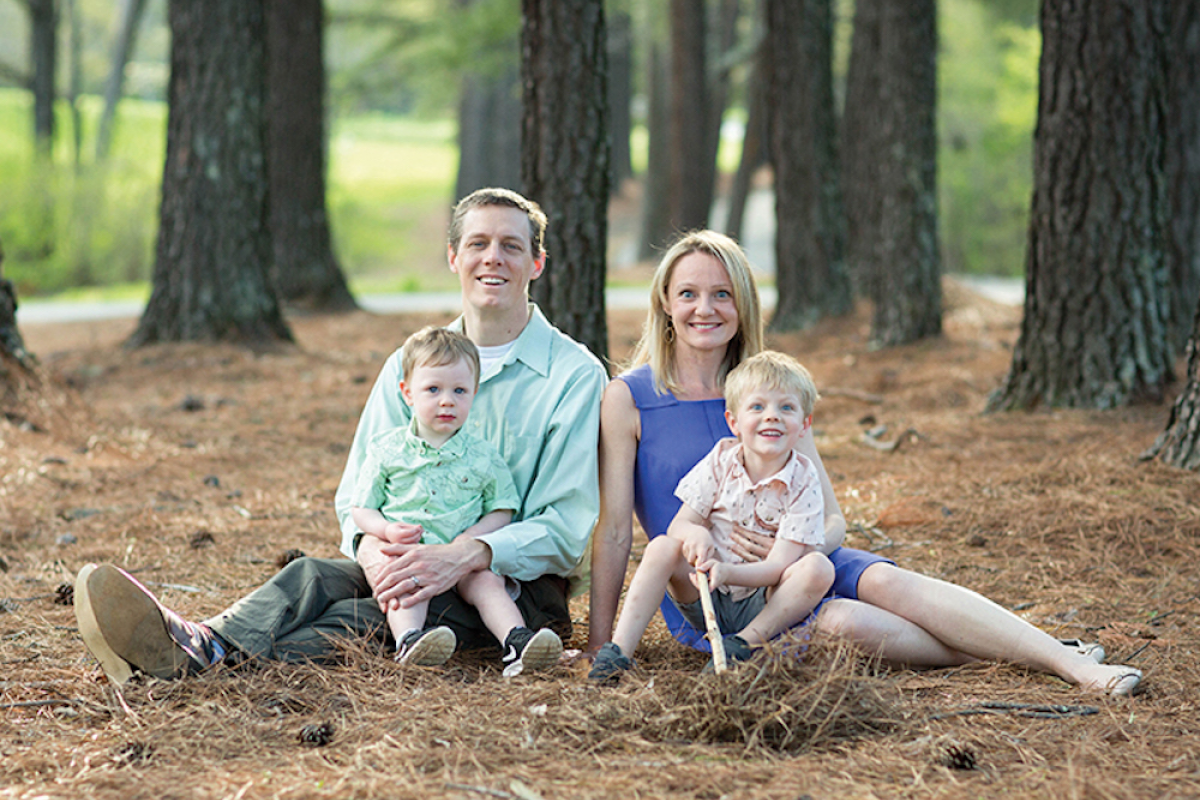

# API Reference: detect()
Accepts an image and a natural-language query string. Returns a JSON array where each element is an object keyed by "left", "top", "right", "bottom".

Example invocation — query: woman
[{"left": 587, "top": 230, "right": 1140, "bottom": 696}]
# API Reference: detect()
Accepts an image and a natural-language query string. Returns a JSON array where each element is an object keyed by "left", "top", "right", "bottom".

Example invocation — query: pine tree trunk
[
  {"left": 96, "top": 0, "right": 148, "bottom": 161},
  {"left": 1144, "top": 295, "right": 1200, "bottom": 468},
  {"left": 989, "top": 0, "right": 1171, "bottom": 410},
  {"left": 764, "top": 0, "right": 851, "bottom": 331},
  {"left": 841, "top": 0, "right": 882, "bottom": 298},
  {"left": 28, "top": 0, "right": 56, "bottom": 155},
  {"left": 607, "top": 11, "right": 634, "bottom": 192},
  {"left": 521, "top": 0, "right": 609, "bottom": 363},
  {"left": 668, "top": 0, "right": 710, "bottom": 231},
  {"left": 638, "top": 43, "right": 672, "bottom": 259},
  {"left": 455, "top": 69, "right": 522, "bottom": 201},
  {"left": 130, "top": 0, "right": 292, "bottom": 347},
  {"left": 1166, "top": 0, "right": 1200, "bottom": 354},
  {"left": 726, "top": 60, "right": 765, "bottom": 243},
  {"left": 265, "top": 0, "right": 356, "bottom": 311},
  {"left": 870, "top": 0, "right": 941, "bottom": 346}
]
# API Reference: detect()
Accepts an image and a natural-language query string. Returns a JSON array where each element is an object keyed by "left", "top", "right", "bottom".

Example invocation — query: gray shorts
[{"left": 671, "top": 586, "right": 768, "bottom": 637}]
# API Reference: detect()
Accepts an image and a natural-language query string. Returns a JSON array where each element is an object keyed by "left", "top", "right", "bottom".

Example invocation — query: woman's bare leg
[{"left": 849, "top": 563, "right": 1139, "bottom": 693}]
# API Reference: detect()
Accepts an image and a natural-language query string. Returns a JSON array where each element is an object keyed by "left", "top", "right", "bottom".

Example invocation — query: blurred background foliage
[{"left": 0, "top": 0, "right": 1037, "bottom": 299}]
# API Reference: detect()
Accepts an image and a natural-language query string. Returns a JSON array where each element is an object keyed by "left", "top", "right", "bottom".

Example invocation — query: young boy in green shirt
[{"left": 351, "top": 326, "right": 562, "bottom": 674}]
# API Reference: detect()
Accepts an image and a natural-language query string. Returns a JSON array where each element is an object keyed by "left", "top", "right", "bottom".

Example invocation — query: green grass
[{"left": 0, "top": 90, "right": 463, "bottom": 298}]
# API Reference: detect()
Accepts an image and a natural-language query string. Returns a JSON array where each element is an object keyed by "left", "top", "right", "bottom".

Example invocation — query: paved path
[{"left": 15, "top": 277, "right": 1020, "bottom": 326}]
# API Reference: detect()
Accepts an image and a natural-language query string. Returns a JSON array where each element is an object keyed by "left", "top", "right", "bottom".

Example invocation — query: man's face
[{"left": 448, "top": 206, "right": 545, "bottom": 314}]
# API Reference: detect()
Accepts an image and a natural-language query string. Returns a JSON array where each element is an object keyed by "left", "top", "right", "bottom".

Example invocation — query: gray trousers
[{"left": 204, "top": 557, "right": 571, "bottom": 663}]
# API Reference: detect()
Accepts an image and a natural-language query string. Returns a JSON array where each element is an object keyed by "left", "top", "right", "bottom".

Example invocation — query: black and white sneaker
[
  {"left": 395, "top": 626, "right": 456, "bottom": 666},
  {"left": 500, "top": 627, "right": 562, "bottom": 677}
]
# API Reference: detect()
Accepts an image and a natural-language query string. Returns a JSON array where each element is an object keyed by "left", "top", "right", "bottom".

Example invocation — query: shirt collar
[
  {"left": 720, "top": 438, "right": 797, "bottom": 488},
  {"left": 449, "top": 302, "right": 553, "bottom": 380},
  {"left": 404, "top": 416, "right": 470, "bottom": 457}
]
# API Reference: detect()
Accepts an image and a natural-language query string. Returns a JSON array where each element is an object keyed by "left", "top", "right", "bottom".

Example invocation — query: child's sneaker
[
  {"left": 587, "top": 641, "right": 634, "bottom": 683},
  {"left": 703, "top": 634, "right": 754, "bottom": 673},
  {"left": 501, "top": 627, "right": 563, "bottom": 677},
  {"left": 396, "top": 626, "right": 456, "bottom": 666}
]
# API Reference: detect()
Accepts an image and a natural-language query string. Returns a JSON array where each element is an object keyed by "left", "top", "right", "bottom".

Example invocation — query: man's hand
[{"left": 372, "top": 536, "right": 493, "bottom": 609}]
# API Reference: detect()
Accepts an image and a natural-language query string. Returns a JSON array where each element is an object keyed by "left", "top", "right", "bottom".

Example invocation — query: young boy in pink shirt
[{"left": 590, "top": 351, "right": 834, "bottom": 680}]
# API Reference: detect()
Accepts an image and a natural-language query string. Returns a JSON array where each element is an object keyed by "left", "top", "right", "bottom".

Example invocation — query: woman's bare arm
[{"left": 586, "top": 380, "right": 640, "bottom": 653}]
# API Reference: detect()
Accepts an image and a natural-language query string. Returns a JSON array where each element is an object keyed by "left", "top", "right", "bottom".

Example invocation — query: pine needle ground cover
[{"left": 2, "top": 285, "right": 1197, "bottom": 799}]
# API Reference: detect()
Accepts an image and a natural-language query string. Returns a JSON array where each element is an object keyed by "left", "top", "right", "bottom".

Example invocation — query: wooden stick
[{"left": 695, "top": 570, "right": 726, "bottom": 673}]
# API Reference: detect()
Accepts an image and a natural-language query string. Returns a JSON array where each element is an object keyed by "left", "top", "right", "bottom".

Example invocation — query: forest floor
[{"left": 1, "top": 284, "right": 1198, "bottom": 800}]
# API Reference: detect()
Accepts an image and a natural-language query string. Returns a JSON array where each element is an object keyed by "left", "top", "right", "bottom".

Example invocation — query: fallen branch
[
  {"left": 859, "top": 427, "right": 920, "bottom": 453},
  {"left": 0, "top": 698, "right": 83, "bottom": 710},
  {"left": 444, "top": 784, "right": 516, "bottom": 800},
  {"left": 930, "top": 702, "right": 1098, "bottom": 721}
]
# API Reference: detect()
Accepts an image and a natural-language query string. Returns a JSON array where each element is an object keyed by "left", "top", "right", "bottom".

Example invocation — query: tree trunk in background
[
  {"left": 521, "top": 0, "right": 609, "bottom": 363},
  {"left": 870, "top": 0, "right": 941, "bottom": 346},
  {"left": 608, "top": 10, "right": 633, "bottom": 192},
  {"left": 726, "top": 58, "right": 765, "bottom": 243},
  {"left": 131, "top": 0, "right": 291, "bottom": 346},
  {"left": 668, "top": 0, "right": 710, "bottom": 231},
  {"left": 1166, "top": 0, "right": 1200, "bottom": 354},
  {"left": 703, "top": 0, "right": 739, "bottom": 210},
  {"left": 265, "top": 0, "right": 356, "bottom": 311},
  {"left": 96, "top": 0, "right": 149, "bottom": 161},
  {"left": 28, "top": 0, "right": 57, "bottom": 155},
  {"left": 639, "top": 43, "right": 671, "bottom": 259},
  {"left": 65, "top": 0, "right": 82, "bottom": 169},
  {"left": 763, "top": 0, "right": 850, "bottom": 331},
  {"left": 841, "top": 0, "right": 882, "bottom": 297},
  {"left": 0, "top": 241, "right": 34, "bottom": 373},
  {"left": 989, "top": 0, "right": 1170, "bottom": 411},
  {"left": 455, "top": 68, "right": 522, "bottom": 201},
  {"left": 1144, "top": 295, "right": 1200, "bottom": 468}
]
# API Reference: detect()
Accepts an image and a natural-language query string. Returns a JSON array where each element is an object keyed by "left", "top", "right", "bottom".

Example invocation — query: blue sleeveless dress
[{"left": 620, "top": 364, "right": 892, "bottom": 651}]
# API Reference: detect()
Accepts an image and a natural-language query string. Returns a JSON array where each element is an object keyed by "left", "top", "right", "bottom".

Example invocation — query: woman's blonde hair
[{"left": 628, "top": 230, "right": 763, "bottom": 394}]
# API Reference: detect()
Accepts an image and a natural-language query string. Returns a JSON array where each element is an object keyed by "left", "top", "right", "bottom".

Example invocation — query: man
[{"left": 75, "top": 188, "right": 606, "bottom": 681}]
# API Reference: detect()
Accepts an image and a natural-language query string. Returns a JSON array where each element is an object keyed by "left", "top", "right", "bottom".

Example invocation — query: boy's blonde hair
[
  {"left": 724, "top": 351, "right": 819, "bottom": 418},
  {"left": 628, "top": 230, "right": 764, "bottom": 395},
  {"left": 401, "top": 326, "right": 482, "bottom": 390}
]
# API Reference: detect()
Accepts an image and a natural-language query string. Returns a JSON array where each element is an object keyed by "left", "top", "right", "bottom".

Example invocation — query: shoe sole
[
  {"left": 503, "top": 629, "right": 563, "bottom": 677},
  {"left": 399, "top": 627, "right": 456, "bottom": 667},
  {"left": 74, "top": 564, "right": 189, "bottom": 682}
]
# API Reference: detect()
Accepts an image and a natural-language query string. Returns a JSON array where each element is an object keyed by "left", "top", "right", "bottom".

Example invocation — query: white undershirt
[{"left": 477, "top": 341, "right": 516, "bottom": 378}]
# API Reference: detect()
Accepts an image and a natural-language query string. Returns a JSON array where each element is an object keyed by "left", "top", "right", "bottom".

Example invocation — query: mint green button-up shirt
[
  {"left": 351, "top": 420, "right": 520, "bottom": 546},
  {"left": 336, "top": 305, "right": 606, "bottom": 585}
]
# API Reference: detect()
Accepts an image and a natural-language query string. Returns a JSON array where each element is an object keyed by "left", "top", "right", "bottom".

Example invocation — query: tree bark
[
  {"left": 455, "top": 68, "right": 523, "bottom": 201},
  {"left": 725, "top": 58, "right": 765, "bottom": 243},
  {"left": 265, "top": 0, "right": 356, "bottom": 311},
  {"left": 1144, "top": 294, "right": 1200, "bottom": 468},
  {"left": 96, "top": 0, "right": 149, "bottom": 162},
  {"left": 668, "top": 0, "right": 710, "bottom": 231},
  {"left": 638, "top": 42, "right": 672, "bottom": 259},
  {"left": 27, "top": 0, "right": 57, "bottom": 155},
  {"left": 763, "top": 0, "right": 851, "bottom": 331},
  {"left": 521, "top": 0, "right": 609, "bottom": 363},
  {"left": 841, "top": 0, "right": 882, "bottom": 298},
  {"left": 989, "top": 0, "right": 1171, "bottom": 411},
  {"left": 870, "top": 0, "right": 941, "bottom": 346},
  {"left": 607, "top": 10, "right": 633, "bottom": 192},
  {"left": 1166, "top": 0, "right": 1200, "bottom": 354},
  {"left": 130, "top": 0, "right": 291, "bottom": 347}
]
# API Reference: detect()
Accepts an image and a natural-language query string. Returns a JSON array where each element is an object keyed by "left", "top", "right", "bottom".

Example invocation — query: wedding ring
[{"left": 411, "top": 576, "right": 420, "bottom": 588}]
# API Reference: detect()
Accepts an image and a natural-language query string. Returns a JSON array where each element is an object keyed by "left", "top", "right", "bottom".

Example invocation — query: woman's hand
[{"left": 729, "top": 524, "right": 774, "bottom": 563}]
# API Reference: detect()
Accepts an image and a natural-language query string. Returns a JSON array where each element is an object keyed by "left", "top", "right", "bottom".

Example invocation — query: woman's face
[{"left": 664, "top": 252, "right": 739, "bottom": 356}]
